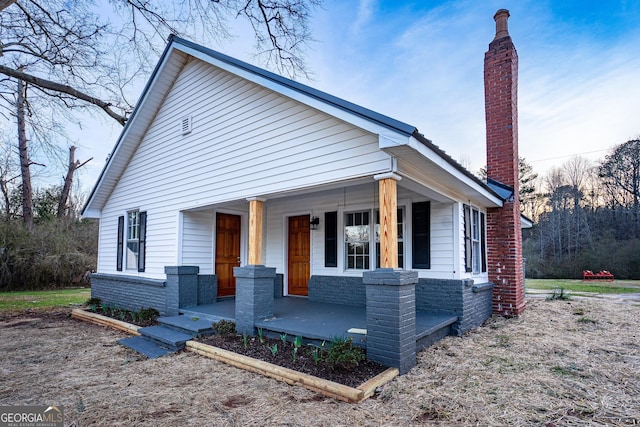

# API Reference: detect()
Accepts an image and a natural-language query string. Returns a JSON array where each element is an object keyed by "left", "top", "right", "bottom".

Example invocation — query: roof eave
[{"left": 407, "top": 131, "right": 503, "bottom": 207}]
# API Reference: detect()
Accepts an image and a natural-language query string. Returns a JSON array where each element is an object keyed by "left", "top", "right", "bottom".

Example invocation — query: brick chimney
[{"left": 484, "top": 9, "right": 526, "bottom": 316}]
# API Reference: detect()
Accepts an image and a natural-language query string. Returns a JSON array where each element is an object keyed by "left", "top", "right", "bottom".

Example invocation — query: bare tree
[
  {"left": 0, "top": 145, "right": 19, "bottom": 221},
  {"left": 16, "top": 77, "right": 34, "bottom": 228},
  {"left": 0, "top": 0, "right": 321, "bottom": 126},
  {"left": 1, "top": 0, "right": 320, "bottom": 225},
  {"left": 599, "top": 139, "right": 640, "bottom": 238},
  {"left": 562, "top": 156, "right": 592, "bottom": 193},
  {"left": 57, "top": 145, "right": 91, "bottom": 218}
]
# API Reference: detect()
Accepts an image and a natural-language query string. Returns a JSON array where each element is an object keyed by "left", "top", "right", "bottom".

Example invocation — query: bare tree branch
[
  {"left": 0, "top": 0, "right": 17, "bottom": 12},
  {"left": 0, "top": 65, "right": 127, "bottom": 125}
]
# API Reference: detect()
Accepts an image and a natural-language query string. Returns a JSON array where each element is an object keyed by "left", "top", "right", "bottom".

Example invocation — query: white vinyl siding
[
  {"left": 181, "top": 211, "right": 214, "bottom": 274},
  {"left": 97, "top": 57, "right": 391, "bottom": 277},
  {"left": 429, "top": 203, "right": 454, "bottom": 275}
]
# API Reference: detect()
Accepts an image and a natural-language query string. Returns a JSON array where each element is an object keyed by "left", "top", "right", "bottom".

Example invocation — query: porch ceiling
[{"left": 389, "top": 145, "right": 503, "bottom": 208}]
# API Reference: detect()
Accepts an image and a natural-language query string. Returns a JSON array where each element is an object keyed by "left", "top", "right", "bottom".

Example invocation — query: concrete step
[
  {"left": 138, "top": 326, "right": 194, "bottom": 351},
  {"left": 157, "top": 315, "right": 215, "bottom": 336},
  {"left": 118, "top": 336, "right": 174, "bottom": 359},
  {"left": 179, "top": 308, "right": 233, "bottom": 325}
]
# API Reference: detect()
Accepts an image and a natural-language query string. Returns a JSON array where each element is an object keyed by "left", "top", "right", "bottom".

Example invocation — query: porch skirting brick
[
  {"left": 90, "top": 273, "right": 167, "bottom": 314},
  {"left": 416, "top": 278, "right": 494, "bottom": 335},
  {"left": 91, "top": 268, "right": 218, "bottom": 316},
  {"left": 308, "top": 276, "right": 365, "bottom": 306}
]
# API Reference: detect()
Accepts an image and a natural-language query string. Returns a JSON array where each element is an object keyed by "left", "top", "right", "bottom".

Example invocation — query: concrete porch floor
[{"left": 180, "top": 297, "right": 458, "bottom": 347}]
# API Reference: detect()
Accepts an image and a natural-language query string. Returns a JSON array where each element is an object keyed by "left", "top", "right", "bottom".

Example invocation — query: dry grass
[{"left": 1, "top": 299, "right": 638, "bottom": 426}]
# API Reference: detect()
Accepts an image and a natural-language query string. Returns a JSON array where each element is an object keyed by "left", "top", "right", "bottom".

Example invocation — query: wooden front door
[
  {"left": 215, "top": 213, "right": 241, "bottom": 297},
  {"left": 288, "top": 215, "right": 310, "bottom": 296}
]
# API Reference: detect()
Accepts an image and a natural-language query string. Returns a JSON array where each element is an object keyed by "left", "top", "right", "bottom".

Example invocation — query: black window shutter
[
  {"left": 324, "top": 211, "right": 337, "bottom": 267},
  {"left": 481, "top": 212, "right": 487, "bottom": 272},
  {"left": 464, "top": 204, "right": 472, "bottom": 272},
  {"left": 412, "top": 202, "right": 430, "bottom": 269},
  {"left": 138, "top": 211, "right": 147, "bottom": 272},
  {"left": 116, "top": 215, "right": 124, "bottom": 271}
]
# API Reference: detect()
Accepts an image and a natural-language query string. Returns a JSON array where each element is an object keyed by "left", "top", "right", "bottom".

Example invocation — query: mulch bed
[
  {"left": 196, "top": 333, "right": 388, "bottom": 388},
  {"left": 84, "top": 305, "right": 388, "bottom": 388}
]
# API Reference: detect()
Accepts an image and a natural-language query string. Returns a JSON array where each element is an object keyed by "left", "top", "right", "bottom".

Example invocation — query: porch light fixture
[{"left": 310, "top": 216, "right": 320, "bottom": 230}]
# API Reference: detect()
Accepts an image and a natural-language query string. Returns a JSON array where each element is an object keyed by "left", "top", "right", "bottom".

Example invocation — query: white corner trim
[
  {"left": 373, "top": 172, "right": 402, "bottom": 181},
  {"left": 246, "top": 197, "right": 267, "bottom": 202}
]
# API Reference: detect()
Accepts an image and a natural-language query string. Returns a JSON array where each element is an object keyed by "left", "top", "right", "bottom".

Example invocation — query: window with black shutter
[
  {"left": 116, "top": 216, "right": 124, "bottom": 271},
  {"left": 412, "top": 202, "right": 430, "bottom": 269},
  {"left": 138, "top": 211, "right": 147, "bottom": 272},
  {"left": 324, "top": 211, "right": 337, "bottom": 267}
]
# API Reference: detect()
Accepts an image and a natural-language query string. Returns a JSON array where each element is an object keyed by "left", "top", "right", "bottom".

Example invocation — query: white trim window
[
  {"left": 472, "top": 209, "right": 482, "bottom": 273},
  {"left": 464, "top": 204, "right": 487, "bottom": 274},
  {"left": 345, "top": 211, "right": 370, "bottom": 270},
  {"left": 126, "top": 210, "right": 140, "bottom": 270},
  {"left": 376, "top": 208, "right": 404, "bottom": 268}
]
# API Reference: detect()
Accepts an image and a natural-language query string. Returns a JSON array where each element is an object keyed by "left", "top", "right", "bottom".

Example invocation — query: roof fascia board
[{"left": 405, "top": 135, "right": 503, "bottom": 207}]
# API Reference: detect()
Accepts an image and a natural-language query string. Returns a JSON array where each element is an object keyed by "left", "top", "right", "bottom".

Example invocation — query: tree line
[{"left": 520, "top": 138, "right": 640, "bottom": 279}]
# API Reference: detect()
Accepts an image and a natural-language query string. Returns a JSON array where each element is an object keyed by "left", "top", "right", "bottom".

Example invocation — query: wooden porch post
[
  {"left": 247, "top": 197, "right": 265, "bottom": 265},
  {"left": 376, "top": 173, "right": 401, "bottom": 269}
]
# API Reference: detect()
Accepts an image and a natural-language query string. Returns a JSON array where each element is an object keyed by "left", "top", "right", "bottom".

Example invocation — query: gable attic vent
[{"left": 181, "top": 116, "right": 192, "bottom": 135}]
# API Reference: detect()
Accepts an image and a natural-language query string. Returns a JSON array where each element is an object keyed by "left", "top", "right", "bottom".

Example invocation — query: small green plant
[
  {"left": 85, "top": 297, "right": 101, "bottom": 311},
  {"left": 130, "top": 311, "right": 137, "bottom": 323},
  {"left": 138, "top": 307, "right": 160, "bottom": 321},
  {"left": 310, "top": 346, "right": 322, "bottom": 365},
  {"left": 547, "top": 287, "right": 570, "bottom": 301},
  {"left": 242, "top": 333, "right": 248, "bottom": 349},
  {"left": 257, "top": 327, "right": 264, "bottom": 344},
  {"left": 118, "top": 310, "right": 127, "bottom": 321},
  {"left": 325, "top": 336, "right": 365, "bottom": 370},
  {"left": 108, "top": 306, "right": 116, "bottom": 317},
  {"left": 213, "top": 320, "right": 237, "bottom": 336},
  {"left": 269, "top": 344, "right": 278, "bottom": 356},
  {"left": 577, "top": 316, "right": 597, "bottom": 324},
  {"left": 292, "top": 336, "right": 303, "bottom": 362},
  {"left": 280, "top": 333, "right": 287, "bottom": 345}
]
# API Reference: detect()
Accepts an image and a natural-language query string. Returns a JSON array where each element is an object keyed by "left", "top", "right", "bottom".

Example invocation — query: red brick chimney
[{"left": 484, "top": 9, "right": 526, "bottom": 316}]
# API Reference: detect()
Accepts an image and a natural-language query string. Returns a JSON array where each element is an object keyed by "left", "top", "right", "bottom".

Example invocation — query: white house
[{"left": 83, "top": 10, "right": 526, "bottom": 372}]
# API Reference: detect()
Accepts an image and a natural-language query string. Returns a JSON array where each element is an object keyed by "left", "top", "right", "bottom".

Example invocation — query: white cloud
[{"left": 351, "top": 0, "right": 376, "bottom": 34}]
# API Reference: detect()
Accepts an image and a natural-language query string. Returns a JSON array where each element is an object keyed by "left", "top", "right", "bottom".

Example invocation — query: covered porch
[{"left": 179, "top": 297, "right": 458, "bottom": 350}]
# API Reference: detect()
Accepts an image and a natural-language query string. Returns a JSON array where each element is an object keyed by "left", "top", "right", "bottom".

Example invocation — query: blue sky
[{"left": 79, "top": 0, "right": 640, "bottom": 190}]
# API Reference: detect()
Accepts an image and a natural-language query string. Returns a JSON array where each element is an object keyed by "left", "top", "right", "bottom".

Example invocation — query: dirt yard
[{"left": 1, "top": 298, "right": 638, "bottom": 426}]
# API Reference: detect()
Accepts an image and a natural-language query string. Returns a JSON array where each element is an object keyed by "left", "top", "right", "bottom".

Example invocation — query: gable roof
[{"left": 82, "top": 35, "right": 501, "bottom": 217}]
